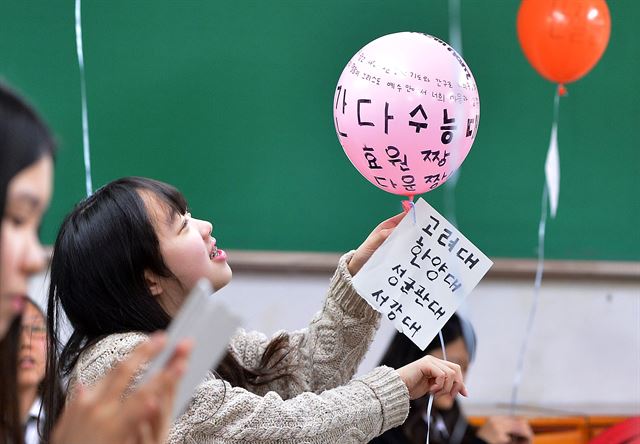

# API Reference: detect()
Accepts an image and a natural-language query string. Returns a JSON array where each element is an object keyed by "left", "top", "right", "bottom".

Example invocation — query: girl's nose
[
  {"left": 22, "top": 233, "right": 46, "bottom": 275},
  {"left": 20, "top": 328, "right": 32, "bottom": 347},
  {"left": 197, "top": 219, "right": 213, "bottom": 238}
]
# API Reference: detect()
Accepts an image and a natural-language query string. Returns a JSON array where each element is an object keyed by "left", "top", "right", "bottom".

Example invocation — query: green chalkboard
[{"left": 1, "top": 1, "right": 638, "bottom": 261}]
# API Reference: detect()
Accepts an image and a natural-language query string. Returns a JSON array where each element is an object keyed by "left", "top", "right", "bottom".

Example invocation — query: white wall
[{"left": 29, "top": 268, "right": 640, "bottom": 414}]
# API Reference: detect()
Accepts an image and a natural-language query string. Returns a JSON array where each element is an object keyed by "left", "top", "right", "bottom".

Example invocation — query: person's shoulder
[
  {"left": 90, "top": 331, "right": 149, "bottom": 360},
  {"left": 77, "top": 332, "right": 149, "bottom": 379}
]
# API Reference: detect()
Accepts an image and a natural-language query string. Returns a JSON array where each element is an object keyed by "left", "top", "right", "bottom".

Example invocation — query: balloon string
[
  {"left": 447, "top": 0, "right": 463, "bottom": 55},
  {"left": 444, "top": 0, "right": 464, "bottom": 229},
  {"left": 402, "top": 200, "right": 417, "bottom": 224},
  {"left": 510, "top": 184, "right": 548, "bottom": 415},
  {"left": 75, "top": 0, "right": 93, "bottom": 197},
  {"left": 552, "top": 88, "right": 561, "bottom": 123},
  {"left": 424, "top": 394, "right": 434, "bottom": 444},
  {"left": 438, "top": 330, "right": 447, "bottom": 361},
  {"left": 421, "top": 330, "right": 447, "bottom": 444},
  {"left": 511, "top": 87, "right": 561, "bottom": 412}
]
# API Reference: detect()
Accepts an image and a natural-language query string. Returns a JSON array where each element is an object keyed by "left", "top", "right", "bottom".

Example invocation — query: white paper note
[{"left": 352, "top": 198, "right": 492, "bottom": 350}]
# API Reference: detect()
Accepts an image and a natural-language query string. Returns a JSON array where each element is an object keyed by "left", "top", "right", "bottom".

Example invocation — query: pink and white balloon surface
[{"left": 333, "top": 32, "right": 480, "bottom": 197}]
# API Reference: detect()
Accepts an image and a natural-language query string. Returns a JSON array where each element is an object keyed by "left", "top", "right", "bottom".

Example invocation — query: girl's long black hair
[
  {"left": 43, "top": 177, "right": 292, "bottom": 441},
  {"left": 0, "top": 83, "right": 56, "bottom": 444}
]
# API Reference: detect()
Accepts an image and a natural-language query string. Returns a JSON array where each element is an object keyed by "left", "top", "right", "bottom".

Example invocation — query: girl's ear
[{"left": 144, "top": 270, "right": 164, "bottom": 297}]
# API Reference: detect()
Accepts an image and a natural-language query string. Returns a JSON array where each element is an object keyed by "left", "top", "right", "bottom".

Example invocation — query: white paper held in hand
[
  {"left": 142, "top": 278, "right": 241, "bottom": 420},
  {"left": 352, "top": 198, "right": 492, "bottom": 350}
]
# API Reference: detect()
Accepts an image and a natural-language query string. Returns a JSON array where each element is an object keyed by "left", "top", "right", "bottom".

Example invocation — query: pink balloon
[{"left": 334, "top": 32, "right": 480, "bottom": 197}]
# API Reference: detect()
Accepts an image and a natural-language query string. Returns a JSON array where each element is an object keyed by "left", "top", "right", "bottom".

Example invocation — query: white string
[
  {"left": 75, "top": 0, "right": 93, "bottom": 197},
  {"left": 510, "top": 184, "right": 549, "bottom": 414},
  {"left": 410, "top": 200, "right": 417, "bottom": 224},
  {"left": 444, "top": 0, "right": 464, "bottom": 228},
  {"left": 438, "top": 330, "right": 447, "bottom": 361},
  {"left": 423, "top": 331, "right": 448, "bottom": 444},
  {"left": 510, "top": 90, "right": 561, "bottom": 414},
  {"left": 447, "top": 0, "right": 463, "bottom": 55},
  {"left": 426, "top": 6, "right": 464, "bottom": 440},
  {"left": 425, "top": 394, "right": 434, "bottom": 444},
  {"left": 510, "top": 186, "right": 548, "bottom": 412}
]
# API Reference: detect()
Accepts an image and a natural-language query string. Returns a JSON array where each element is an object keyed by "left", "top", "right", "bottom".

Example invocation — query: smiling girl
[{"left": 45, "top": 176, "right": 466, "bottom": 443}]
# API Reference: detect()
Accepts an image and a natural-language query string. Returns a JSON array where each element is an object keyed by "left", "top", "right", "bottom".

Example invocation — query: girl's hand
[
  {"left": 52, "top": 333, "right": 192, "bottom": 444},
  {"left": 396, "top": 354, "right": 467, "bottom": 400},
  {"left": 348, "top": 212, "right": 406, "bottom": 276}
]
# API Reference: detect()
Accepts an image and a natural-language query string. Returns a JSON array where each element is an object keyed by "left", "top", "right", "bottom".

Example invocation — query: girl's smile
[{"left": 209, "top": 238, "right": 227, "bottom": 261}]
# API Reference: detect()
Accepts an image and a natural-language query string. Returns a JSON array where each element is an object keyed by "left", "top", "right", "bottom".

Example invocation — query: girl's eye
[
  {"left": 181, "top": 213, "right": 192, "bottom": 231},
  {"left": 7, "top": 214, "right": 27, "bottom": 227}
]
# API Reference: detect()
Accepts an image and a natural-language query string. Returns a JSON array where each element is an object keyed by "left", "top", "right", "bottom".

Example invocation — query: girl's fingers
[
  {"left": 155, "top": 338, "right": 191, "bottom": 406},
  {"left": 137, "top": 341, "right": 192, "bottom": 444},
  {"left": 152, "top": 370, "right": 181, "bottom": 443},
  {"left": 374, "top": 213, "right": 406, "bottom": 242},
  {"left": 448, "top": 381, "right": 466, "bottom": 399},
  {"left": 457, "top": 381, "right": 469, "bottom": 397},
  {"left": 432, "top": 363, "right": 455, "bottom": 396},
  {"left": 425, "top": 356, "right": 449, "bottom": 393},
  {"left": 349, "top": 212, "right": 407, "bottom": 275},
  {"left": 422, "top": 358, "right": 446, "bottom": 393},
  {"left": 430, "top": 374, "right": 444, "bottom": 394},
  {"left": 122, "top": 338, "right": 191, "bottom": 431},
  {"left": 440, "top": 360, "right": 467, "bottom": 397},
  {"left": 165, "top": 338, "right": 193, "bottom": 377},
  {"left": 137, "top": 422, "right": 154, "bottom": 444},
  {"left": 442, "top": 371, "right": 455, "bottom": 395},
  {"left": 378, "top": 212, "right": 406, "bottom": 229},
  {"left": 425, "top": 357, "right": 466, "bottom": 399},
  {"left": 120, "top": 384, "right": 161, "bottom": 431}
]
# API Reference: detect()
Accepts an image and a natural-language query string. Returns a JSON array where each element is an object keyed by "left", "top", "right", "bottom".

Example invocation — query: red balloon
[{"left": 517, "top": 0, "right": 611, "bottom": 85}]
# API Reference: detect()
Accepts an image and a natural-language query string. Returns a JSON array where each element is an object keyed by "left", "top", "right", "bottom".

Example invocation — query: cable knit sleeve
[
  {"left": 73, "top": 333, "right": 409, "bottom": 444},
  {"left": 228, "top": 250, "right": 382, "bottom": 397},
  {"left": 168, "top": 366, "right": 409, "bottom": 444}
]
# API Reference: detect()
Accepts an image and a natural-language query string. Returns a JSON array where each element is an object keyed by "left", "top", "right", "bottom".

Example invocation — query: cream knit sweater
[{"left": 69, "top": 252, "right": 410, "bottom": 443}]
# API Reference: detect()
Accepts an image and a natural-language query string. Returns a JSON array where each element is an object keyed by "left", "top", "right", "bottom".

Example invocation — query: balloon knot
[
  {"left": 401, "top": 195, "right": 415, "bottom": 213},
  {"left": 558, "top": 84, "right": 568, "bottom": 96}
]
